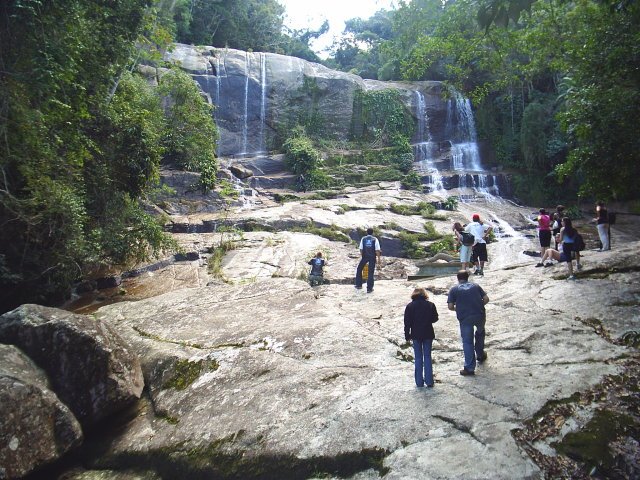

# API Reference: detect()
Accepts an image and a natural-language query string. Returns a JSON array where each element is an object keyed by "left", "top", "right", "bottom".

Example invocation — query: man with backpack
[{"left": 355, "top": 228, "right": 381, "bottom": 293}]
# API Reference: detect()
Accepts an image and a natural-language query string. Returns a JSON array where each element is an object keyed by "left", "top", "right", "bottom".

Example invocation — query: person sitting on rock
[
  {"left": 308, "top": 252, "right": 326, "bottom": 286},
  {"left": 539, "top": 217, "right": 579, "bottom": 280}
]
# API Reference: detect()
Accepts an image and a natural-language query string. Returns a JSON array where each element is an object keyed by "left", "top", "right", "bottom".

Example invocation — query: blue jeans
[
  {"left": 355, "top": 256, "right": 376, "bottom": 291},
  {"left": 459, "top": 315, "right": 485, "bottom": 371},
  {"left": 412, "top": 339, "right": 433, "bottom": 387}
]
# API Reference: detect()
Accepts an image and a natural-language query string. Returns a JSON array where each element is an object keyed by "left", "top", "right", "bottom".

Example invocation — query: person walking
[
  {"left": 447, "top": 270, "right": 490, "bottom": 376},
  {"left": 594, "top": 201, "right": 610, "bottom": 251},
  {"left": 535, "top": 208, "right": 552, "bottom": 266},
  {"left": 404, "top": 287, "right": 439, "bottom": 388},
  {"left": 307, "top": 252, "right": 326, "bottom": 286},
  {"left": 468, "top": 214, "right": 492, "bottom": 276},
  {"left": 355, "top": 228, "right": 381, "bottom": 293}
]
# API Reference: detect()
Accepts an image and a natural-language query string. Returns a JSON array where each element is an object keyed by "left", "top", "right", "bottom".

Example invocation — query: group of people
[
  {"left": 307, "top": 227, "right": 382, "bottom": 292},
  {"left": 534, "top": 202, "right": 611, "bottom": 280},
  {"left": 452, "top": 214, "right": 493, "bottom": 275},
  {"left": 304, "top": 202, "right": 615, "bottom": 389},
  {"left": 404, "top": 270, "right": 489, "bottom": 387}
]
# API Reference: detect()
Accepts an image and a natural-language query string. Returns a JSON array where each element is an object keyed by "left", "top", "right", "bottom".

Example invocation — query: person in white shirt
[{"left": 468, "top": 214, "right": 492, "bottom": 276}]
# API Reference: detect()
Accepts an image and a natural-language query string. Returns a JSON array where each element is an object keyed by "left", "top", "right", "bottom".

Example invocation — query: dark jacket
[{"left": 404, "top": 297, "right": 439, "bottom": 341}]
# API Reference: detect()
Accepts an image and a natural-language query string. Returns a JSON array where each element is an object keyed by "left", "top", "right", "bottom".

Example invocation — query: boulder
[
  {"left": 229, "top": 163, "right": 254, "bottom": 179},
  {"left": 0, "top": 344, "right": 82, "bottom": 479},
  {"left": 0, "top": 305, "right": 144, "bottom": 429}
]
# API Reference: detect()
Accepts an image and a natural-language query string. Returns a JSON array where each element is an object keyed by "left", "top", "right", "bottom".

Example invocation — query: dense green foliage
[
  {"left": 353, "top": 89, "right": 414, "bottom": 147},
  {"left": 0, "top": 0, "right": 218, "bottom": 312},
  {"left": 158, "top": 69, "right": 218, "bottom": 191},
  {"left": 173, "top": 0, "right": 324, "bottom": 62},
  {"left": 329, "top": 0, "right": 639, "bottom": 203}
]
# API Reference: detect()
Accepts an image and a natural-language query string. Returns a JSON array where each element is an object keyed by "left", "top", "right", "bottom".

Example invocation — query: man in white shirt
[{"left": 468, "top": 214, "right": 492, "bottom": 276}]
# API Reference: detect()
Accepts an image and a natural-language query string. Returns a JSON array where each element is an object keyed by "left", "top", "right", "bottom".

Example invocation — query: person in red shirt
[{"left": 535, "top": 208, "right": 552, "bottom": 267}]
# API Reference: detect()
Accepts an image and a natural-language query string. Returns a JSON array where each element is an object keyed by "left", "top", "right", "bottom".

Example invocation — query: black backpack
[{"left": 461, "top": 232, "right": 475, "bottom": 246}]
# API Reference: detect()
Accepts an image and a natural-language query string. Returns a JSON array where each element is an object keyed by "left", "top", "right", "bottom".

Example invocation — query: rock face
[
  {"left": 165, "top": 45, "right": 453, "bottom": 158},
  {"left": 0, "top": 304, "right": 144, "bottom": 429},
  {"left": 82, "top": 195, "right": 639, "bottom": 479},
  {"left": 0, "top": 344, "right": 83, "bottom": 479}
]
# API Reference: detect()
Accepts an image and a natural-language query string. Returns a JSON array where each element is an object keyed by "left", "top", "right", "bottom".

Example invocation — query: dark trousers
[{"left": 355, "top": 256, "right": 376, "bottom": 291}]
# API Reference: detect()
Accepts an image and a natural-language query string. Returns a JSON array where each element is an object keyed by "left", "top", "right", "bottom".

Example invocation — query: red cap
[{"left": 472, "top": 214, "right": 480, "bottom": 221}]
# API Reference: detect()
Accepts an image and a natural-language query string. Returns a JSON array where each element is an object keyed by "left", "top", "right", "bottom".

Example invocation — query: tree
[
  {"left": 158, "top": 69, "right": 219, "bottom": 191},
  {"left": 177, "top": 0, "right": 285, "bottom": 52}
]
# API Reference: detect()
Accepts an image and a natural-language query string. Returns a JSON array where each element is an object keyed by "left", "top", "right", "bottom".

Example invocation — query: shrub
[
  {"left": 398, "top": 231, "right": 429, "bottom": 259},
  {"left": 428, "top": 235, "right": 457, "bottom": 255},
  {"left": 283, "top": 130, "right": 322, "bottom": 175}
]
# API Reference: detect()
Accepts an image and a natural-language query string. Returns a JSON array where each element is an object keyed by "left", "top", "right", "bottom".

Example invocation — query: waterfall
[
  {"left": 241, "top": 53, "right": 250, "bottom": 156},
  {"left": 259, "top": 53, "right": 267, "bottom": 153},
  {"left": 215, "top": 57, "right": 221, "bottom": 119},
  {"left": 412, "top": 89, "right": 446, "bottom": 195},
  {"left": 447, "top": 89, "right": 482, "bottom": 172},
  {"left": 414, "top": 90, "right": 426, "bottom": 143}
]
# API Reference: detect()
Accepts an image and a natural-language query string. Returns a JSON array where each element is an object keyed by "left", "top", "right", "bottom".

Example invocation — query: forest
[{"left": 0, "top": 0, "right": 638, "bottom": 312}]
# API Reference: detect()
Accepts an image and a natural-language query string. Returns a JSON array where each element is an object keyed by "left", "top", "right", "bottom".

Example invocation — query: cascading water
[
  {"left": 241, "top": 53, "right": 250, "bottom": 156},
  {"left": 412, "top": 90, "right": 445, "bottom": 195},
  {"left": 259, "top": 53, "right": 267, "bottom": 154},
  {"left": 446, "top": 89, "right": 482, "bottom": 178}
]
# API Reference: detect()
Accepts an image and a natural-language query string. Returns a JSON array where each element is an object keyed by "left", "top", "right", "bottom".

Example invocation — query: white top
[
  {"left": 359, "top": 236, "right": 381, "bottom": 251},
  {"left": 467, "top": 221, "right": 491, "bottom": 244}
]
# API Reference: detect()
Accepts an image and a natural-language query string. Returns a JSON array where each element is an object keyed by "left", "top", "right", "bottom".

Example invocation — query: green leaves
[{"left": 158, "top": 69, "right": 218, "bottom": 192}]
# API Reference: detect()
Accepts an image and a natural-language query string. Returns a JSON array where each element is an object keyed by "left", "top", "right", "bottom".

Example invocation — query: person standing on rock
[
  {"left": 355, "top": 228, "right": 381, "bottom": 293},
  {"left": 468, "top": 214, "right": 492, "bottom": 276},
  {"left": 535, "top": 208, "right": 552, "bottom": 266},
  {"left": 453, "top": 222, "right": 473, "bottom": 271},
  {"left": 404, "top": 287, "right": 439, "bottom": 388},
  {"left": 594, "top": 201, "right": 610, "bottom": 251},
  {"left": 447, "top": 270, "right": 490, "bottom": 376},
  {"left": 308, "top": 252, "right": 326, "bottom": 287}
]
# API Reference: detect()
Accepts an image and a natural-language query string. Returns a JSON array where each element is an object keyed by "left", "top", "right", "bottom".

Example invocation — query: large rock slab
[
  {"left": 0, "top": 344, "right": 82, "bottom": 479},
  {"left": 87, "top": 231, "right": 636, "bottom": 479},
  {"left": 0, "top": 305, "right": 144, "bottom": 429}
]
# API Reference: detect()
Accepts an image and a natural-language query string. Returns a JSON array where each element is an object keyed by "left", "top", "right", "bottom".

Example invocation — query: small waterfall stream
[{"left": 412, "top": 90, "right": 446, "bottom": 195}]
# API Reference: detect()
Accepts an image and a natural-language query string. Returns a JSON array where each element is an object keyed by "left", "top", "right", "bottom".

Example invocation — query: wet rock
[
  {"left": 0, "top": 305, "right": 144, "bottom": 429},
  {"left": 0, "top": 344, "right": 82, "bottom": 479},
  {"left": 229, "top": 163, "right": 254, "bottom": 179}
]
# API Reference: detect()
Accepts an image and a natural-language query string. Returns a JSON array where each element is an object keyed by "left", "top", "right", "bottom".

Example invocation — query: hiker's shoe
[
  {"left": 577, "top": 263, "right": 583, "bottom": 271},
  {"left": 426, "top": 384, "right": 434, "bottom": 388},
  {"left": 567, "top": 275, "right": 576, "bottom": 280},
  {"left": 477, "top": 352, "right": 488, "bottom": 363},
  {"left": 355, "top": 286, "right": 362, "bottom": 290},
  {"left": 535, "top": 262, "right": 544, "bottom": 267},
  {"left": 460, "top": 368, "right": 475, "bottom": 376},
  {"left": 544, "top": 262, "right": 553, "bottom": 267},
  {"left": 366, "top": 289, "right": 373, "bottom": 293},
  {"left": 478, "top": 269, "right": 484, "bottom": 276}
]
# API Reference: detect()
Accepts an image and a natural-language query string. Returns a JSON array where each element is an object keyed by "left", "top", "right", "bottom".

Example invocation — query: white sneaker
[{"left": 567, "top": 275, "right": 576, "bottom": 280}]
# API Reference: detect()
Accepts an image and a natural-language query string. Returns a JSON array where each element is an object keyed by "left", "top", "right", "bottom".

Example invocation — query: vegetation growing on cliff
[{"left": 0, "top": 1, "right": 217, "bottom": 312}]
